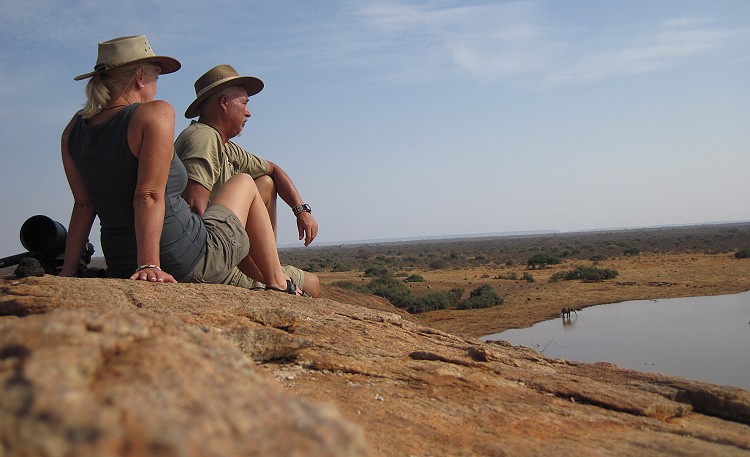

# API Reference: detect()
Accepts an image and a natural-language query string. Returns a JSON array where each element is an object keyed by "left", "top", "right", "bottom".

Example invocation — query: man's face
[{"left": 223, "top": 86, "right": 251, "bottom": 138}]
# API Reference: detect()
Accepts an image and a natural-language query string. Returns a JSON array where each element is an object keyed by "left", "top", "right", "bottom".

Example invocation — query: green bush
[
  {"left": 407, "top": 289, "right": 463, "bottom": 313},
  {"left": 404, "top": 274, "right": 426, "bottom": 282},
  {"left": 550, "top": 265, "right": 618, "bottom": 282},
  {"left": 526, "top": 253, "right": 561, "bottom": 269},
  {"left": 521, "top": 272, "right": 535, "bottom": 282},
  {"left": 495, "top": 272, "right": 518, "bottom": 280},
  {"left": 305, "top": 263, "right": 323, "bottom": 273},
  {"left": 332, "top": 281, "right": 365, "bottom": 292},
  {"left": 622, "top": 247, "right": 640, "bottom": 256},
  {"left": 332, "top": 262, "right": 352, "bottom": 272},
  {"left": 458, "top": 284, "right": 503, "bottom": 309},
  {"left": 364, "top": 266, "right": 389, "bottom": 277},
  {"left": 428, "top": 258, "right": 447, "bottom": 270},
  {"left": 366, "top": 274, "right": 412, "bottom": 308},
  {"left": 735, "top": 249, "right": 750, "bottom": 259}
]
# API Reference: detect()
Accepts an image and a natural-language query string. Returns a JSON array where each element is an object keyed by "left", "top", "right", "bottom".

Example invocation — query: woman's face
[{"left": 140, "top": 68, "right": 161, "bottom": 102}]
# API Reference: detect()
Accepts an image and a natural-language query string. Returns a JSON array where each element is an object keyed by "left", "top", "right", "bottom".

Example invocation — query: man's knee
[
  {"left": 303, "top": 271, "right": 321, "bottom": 298},
  {"left": 254, "top": 174, "right": 276, "bottom": 205}
]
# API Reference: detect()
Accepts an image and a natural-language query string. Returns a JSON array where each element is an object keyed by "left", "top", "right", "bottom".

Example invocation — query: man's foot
[{"left": 265, "top": 278, "right": 304, "bottom": 296}]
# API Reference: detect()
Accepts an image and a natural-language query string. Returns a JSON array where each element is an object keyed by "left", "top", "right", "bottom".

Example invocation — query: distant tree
[
  {"left": 622, "top": 247, "right": 640, "bottom": 256},
  {"left": 550, "top": 265, "right": 618, "bottom": 282},
  {"left": 495, "top": 272, "right": 518, "bottom": 280},
  {"left": 458, "top": 284, "right": 503, "bottom": 309},
  {"left": 332, "top": 281, "right": 365, "bottom": 292},
  {"left": 404, "top": 274, "right": 426, "bottom": 282},
  {"left": 305, "top": 262, "right": 323, "bottom": 273},
  {"left": 428, "top": 258, "right": 447, "bottom": 270},
  {"left": 407, "top": 289, "right": 462, "bottom": 313},
  {"left": 366, "top": 273, "right": 412, "bottom": 308},
  {"left": 364, "top": 265, "right": 389, "bottom": 277},
  {"left": 526, "top": 253, "right": 561, "bottom": 269},
  {"left": 736, "top": 249, "right": 750, "bottom": 259}
]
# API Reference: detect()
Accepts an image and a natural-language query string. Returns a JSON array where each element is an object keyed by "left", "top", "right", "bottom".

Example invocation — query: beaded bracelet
[{"left": 135, "top": 264, "right": 162, "bottom": 273}]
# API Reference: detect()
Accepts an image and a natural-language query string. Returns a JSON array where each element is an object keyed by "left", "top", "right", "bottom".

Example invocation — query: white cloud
[
  {"left": 345, "top": 1, "right": 551, "bottom": 83},
  {"left": 336, "top": 2, "right": 750, "bottom": 87},
  {"left": 545, "top": 17, "right": 749, "bottom": 87}
]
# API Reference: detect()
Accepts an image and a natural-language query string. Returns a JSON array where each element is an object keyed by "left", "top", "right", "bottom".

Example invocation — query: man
[{"left": 175, "top": 64, "right": 320, "bottom": 297}]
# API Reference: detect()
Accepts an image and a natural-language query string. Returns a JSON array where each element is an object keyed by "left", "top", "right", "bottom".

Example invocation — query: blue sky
[{"left": 1, "top": 0, "right": 749, "bottom": 258}]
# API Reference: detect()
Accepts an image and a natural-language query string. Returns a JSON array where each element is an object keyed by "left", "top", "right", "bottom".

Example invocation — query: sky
[{"left": 1, "top": 0, "right": 749, "bottom": 258}]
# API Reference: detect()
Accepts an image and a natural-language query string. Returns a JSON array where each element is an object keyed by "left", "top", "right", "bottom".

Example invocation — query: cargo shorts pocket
[{"left": 190, "top": 205, "right": 250, "bottom": 284}]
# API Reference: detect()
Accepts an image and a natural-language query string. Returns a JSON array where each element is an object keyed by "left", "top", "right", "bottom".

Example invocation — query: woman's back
[
  {"left": 68, "top": 105, "right": 139, "bottom": 277},
  {"left": 68, "top": 104, "right": 205, "bottom": 278}
]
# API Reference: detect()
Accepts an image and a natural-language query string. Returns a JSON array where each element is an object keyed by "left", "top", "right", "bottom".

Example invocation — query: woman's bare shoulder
[
  {"left": 131, "top": 100, "right": 175, "bottom": 131},
  {"left": 136, "top": 99, "right": 175, "bottom": 116}
]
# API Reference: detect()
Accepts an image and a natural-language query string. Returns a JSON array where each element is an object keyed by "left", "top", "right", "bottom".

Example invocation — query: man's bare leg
[
  {"left": 210, "top": 174, "right": 297, "bottom": 293},
  {"left": 238, "top": 174, "right": 276, "bottom": 282},
  {"left": 254, "top": 174, "right": 277, "bottom": 240},
  {"left": 241, "top": 174, "right": 319, "bottom": 297}
]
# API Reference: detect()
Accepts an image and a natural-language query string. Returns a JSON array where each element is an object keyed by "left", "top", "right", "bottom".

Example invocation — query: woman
[{"left": 60, "top": 35, "right": 301, "bottom": 294}]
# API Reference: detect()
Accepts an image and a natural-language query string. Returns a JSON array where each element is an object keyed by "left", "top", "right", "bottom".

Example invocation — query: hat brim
[
  {"left": 74, "top": 56, "right": 181, "bottom": 81},
  {"left": 184, "top": 76, "right": 264, "bottom": 118}
]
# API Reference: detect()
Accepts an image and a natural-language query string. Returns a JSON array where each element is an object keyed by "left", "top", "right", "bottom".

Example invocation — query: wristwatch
[{"left": 292, "top": 204, "right": 312, "bottom": 217}]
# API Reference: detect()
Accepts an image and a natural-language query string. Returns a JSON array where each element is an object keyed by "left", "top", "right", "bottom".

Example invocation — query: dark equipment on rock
[{"left": 0, "top": 215, "right": 95, "bottom": 275}]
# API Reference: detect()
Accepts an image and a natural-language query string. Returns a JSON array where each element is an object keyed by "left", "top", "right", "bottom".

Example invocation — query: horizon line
[{"left": 278, "top": 220, "right": 750, "bottom": 249}]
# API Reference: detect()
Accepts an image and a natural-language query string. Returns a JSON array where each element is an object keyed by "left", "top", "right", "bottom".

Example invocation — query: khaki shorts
[
  {"left": 182, "top": 204, "right": 305, "bottom": 290},
  {"left": 182, "top": 204, "right": 250, "bottom": 284},
  {"left": 227, "top": 264, "right": 305, "bottom": 290}
]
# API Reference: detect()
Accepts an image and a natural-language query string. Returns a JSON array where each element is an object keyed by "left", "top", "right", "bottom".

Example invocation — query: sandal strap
[{"left": 265, "top": 278, "right": 299, "bottom": 295}]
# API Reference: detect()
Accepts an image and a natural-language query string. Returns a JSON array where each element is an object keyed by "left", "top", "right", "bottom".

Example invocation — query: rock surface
[{"left": 1, "top": 275, "right": 749, "bottom": 456}]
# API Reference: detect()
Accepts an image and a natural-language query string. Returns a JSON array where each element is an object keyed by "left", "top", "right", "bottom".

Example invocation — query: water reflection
[{"left": 481, "top": 291, "right": 750, "bottom": 390}]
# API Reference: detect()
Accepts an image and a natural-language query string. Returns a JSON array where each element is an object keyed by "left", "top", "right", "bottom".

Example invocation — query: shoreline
[
  {"left": 4, "top": 253, "right": 748, "bottom": 340},
  {"left": 318, "top": 252, "right": 750, "bottom": 339}
]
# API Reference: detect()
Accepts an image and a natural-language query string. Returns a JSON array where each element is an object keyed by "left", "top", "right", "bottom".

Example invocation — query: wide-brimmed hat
[
  {"left": 74, "top": 35, "right": 180, "bottom": 81},
  {"left": 185, "top": 64, "right": 264, "bottom": 118}
]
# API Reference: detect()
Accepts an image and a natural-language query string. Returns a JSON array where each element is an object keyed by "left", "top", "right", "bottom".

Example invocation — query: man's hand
[{"left": 296, "top": 211, "right": 318, "bottom": 246}]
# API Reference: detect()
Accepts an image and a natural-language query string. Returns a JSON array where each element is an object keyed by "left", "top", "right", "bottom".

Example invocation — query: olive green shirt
[{"left": 175, "top": 121, "right": 270, "bottom": 197}]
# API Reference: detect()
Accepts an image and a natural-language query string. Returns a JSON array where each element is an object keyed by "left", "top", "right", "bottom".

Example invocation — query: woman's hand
[{"left": 129, "top": 266, "right": 176, "bottom": 283}]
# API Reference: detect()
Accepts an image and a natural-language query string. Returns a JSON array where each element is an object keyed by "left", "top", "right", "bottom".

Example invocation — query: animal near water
[{"left": 561, "top": 307, "right": 579, "bottom": 320}]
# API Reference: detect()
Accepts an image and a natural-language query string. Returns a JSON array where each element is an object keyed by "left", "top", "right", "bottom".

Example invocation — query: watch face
[{"left": 294, "top": 204, "right": 311, "bottom": 215}]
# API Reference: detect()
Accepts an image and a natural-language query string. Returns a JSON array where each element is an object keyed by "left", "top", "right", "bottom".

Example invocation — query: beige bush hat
[
  {"left": 74, "top": 35, "right": 180, "bottom": 81},
  {"left": 185, "top": 64, "right": 264, "bottom": 118}
]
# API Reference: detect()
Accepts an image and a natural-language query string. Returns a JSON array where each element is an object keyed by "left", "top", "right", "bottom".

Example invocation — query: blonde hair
[{"left": 80, "top": 63, "right": 160, "bottom": 118}]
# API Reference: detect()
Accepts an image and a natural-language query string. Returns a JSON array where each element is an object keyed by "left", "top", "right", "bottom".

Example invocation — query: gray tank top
[{"left": 68, "top": 104, "right": 206, "bottom": 278}]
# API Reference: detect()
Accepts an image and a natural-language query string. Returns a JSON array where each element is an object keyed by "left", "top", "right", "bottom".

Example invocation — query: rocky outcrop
[{"left": 1, "top": 276, "right": 749, "bottom": 456}]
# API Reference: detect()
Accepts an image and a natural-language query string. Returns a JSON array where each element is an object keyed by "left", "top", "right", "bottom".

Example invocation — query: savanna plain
[{"left": 280, "top": 223, "right": 750, "bottom": 339}]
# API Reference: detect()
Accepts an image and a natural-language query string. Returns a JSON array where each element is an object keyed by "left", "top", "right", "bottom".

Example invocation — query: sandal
[{"left": 265, "top": 278, "right": 302, "bottom": 296}]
